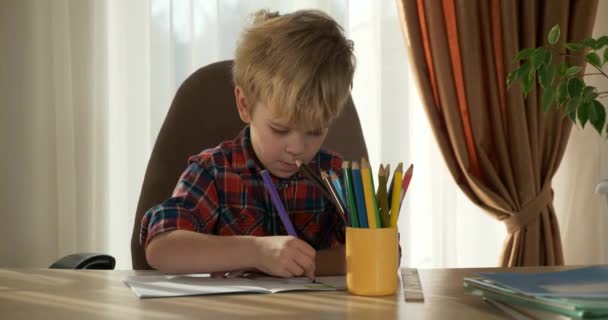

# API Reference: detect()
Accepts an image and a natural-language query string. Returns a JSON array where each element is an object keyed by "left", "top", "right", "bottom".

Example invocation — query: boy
[{"left": 140, "top": 9, "right": 355, "bottom": 279}]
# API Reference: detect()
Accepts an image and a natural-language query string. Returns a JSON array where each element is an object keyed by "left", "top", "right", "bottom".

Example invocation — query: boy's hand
[{"left": 253, "top": 236, "right": 316, "bottom": 280}]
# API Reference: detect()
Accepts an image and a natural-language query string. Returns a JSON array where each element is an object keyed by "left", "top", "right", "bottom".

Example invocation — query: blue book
[{"left": 479, "top": 266, "right": 608, "bottom": 298}]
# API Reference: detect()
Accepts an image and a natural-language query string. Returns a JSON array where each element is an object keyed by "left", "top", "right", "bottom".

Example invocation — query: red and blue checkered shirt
[{"left": 140, "top": 126, "right": 345, "bottom": 250}]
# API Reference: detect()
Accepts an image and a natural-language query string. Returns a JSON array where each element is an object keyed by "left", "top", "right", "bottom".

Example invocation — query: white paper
[{"left": 124, "top": 274, "right": 346, "bottom": 298}]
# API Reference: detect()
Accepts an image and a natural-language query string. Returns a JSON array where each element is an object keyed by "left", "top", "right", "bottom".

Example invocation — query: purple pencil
[{"left": 260, "top": 170, "right": 297, "bottom": 237}]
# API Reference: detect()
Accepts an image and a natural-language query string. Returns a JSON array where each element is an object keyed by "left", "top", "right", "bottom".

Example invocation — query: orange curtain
[{"left": 396, "top": 0, "right": 598, "bottom": 266}]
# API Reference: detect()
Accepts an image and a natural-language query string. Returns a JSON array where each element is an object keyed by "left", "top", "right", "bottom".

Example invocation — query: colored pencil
[
  {"left": 342, "top": 162, "right": 359, "bottom": 228},
  {"left": 328, "top": 170, "right": 346, "bottom": 207},
  {"left": 376, "top": 164, "right": 390, "bottom": 228},
  {"left": 384, "top": 163, "right": 391, "bottom": 189},
  {"left": 399, "top": 164, "right": 414, "bottom": 211},
  {"left": 361, "top": 158, "right": 381, "bottom": 228},
  {"left": 295, "top": 160, "right": 336, "bottom": 206},
  {"left": 321, "top": 171, "right": 348, "bottom": 225},
  {"left": 351, "top": 161, "right": 368, "bottom": 228},
  {"left": 260, "top": 170, "right": 297, "bottom": 236},
  {"left": 389, "top": 162, "right": 403, "bottom": 228}
]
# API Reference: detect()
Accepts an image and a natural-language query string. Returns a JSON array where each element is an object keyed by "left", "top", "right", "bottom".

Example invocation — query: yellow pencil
[
  {"left": 389, "top": 162, "right": 403, "bottom": 228},
  {"left": 361, "top": 158, "right": 380, "bottom": 228}
]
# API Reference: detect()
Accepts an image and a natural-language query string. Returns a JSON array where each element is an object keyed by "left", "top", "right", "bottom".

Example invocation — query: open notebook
[{"left": 124, "top": 274, "right": 346, "bottom": 298}]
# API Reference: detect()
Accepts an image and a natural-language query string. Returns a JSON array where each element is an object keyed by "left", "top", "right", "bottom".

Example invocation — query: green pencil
[
  {"left": 376, "top": 164, "right": 390, "bottom": 228},
  {"left": 342, "top": 161, "right": 359, "bottom": 228}
]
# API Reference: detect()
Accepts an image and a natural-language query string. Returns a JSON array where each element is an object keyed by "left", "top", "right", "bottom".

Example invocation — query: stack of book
[{"left": 464, "top": 266, "right": 608, "bottom": 319}]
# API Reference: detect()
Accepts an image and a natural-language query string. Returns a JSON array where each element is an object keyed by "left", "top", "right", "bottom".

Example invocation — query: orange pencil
[{"left": 296, "top": 160, "right": 333, "bottom": 202}]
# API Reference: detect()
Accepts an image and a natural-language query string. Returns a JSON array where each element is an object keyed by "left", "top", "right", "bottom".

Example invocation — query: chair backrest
[{"left": 131, "top": 60, "right": 368, "bottom": 270}]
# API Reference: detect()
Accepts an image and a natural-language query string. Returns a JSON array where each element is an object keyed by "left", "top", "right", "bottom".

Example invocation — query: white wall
[{"left": 553, "top": 1, "right": 608, "bottom": 265}]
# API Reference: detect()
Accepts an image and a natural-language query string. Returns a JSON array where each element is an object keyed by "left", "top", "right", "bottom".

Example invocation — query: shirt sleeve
[{"left": 140, "top": 161, "right": 221, "bottom": 248}]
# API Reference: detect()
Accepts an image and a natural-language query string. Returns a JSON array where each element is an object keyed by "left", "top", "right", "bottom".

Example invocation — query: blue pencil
[
  {"left": 328, "top": 170, "right": 346, "bottom": 207},
  {"left": 260, "top": 170, "right": 297, "bottom": 236},
  {"left": 350, "top": 161, "right": 369, "bottom": 228}
]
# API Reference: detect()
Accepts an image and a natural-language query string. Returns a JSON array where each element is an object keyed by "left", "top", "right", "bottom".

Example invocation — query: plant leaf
[
  {"left": 604, "top": 49, "right": 608, "bottom": 66},
  {"left": 590, "top": 100, "right": 607, "bottom": 134},
  {"left": 568, "top": 78, "right": 585, "bottom": 97},
  {"left": 556, "top": 81, "right": 569, "bottom": 106},
  {"left": 543, "top": 50, "right": 552, "bottom": 65},
  {"left": 597, "top": 36, "right": 608, "bottom": 49},
  {"left": 507, "top": 70, "right": 517, "bottom": 88},
  {"left": 530, "top": 48, "right": 546, "bottom": 71},
  {"left": 581, "top": 37, "right": 597, "bottom": 49},
  {"left": 514, "top": 48, "right": 535, "bottom": 61},
  {"left": 565, "top": 66, "right": 582, "bottom": 76},
  {"left": 542, "top": 86, "right": 556, "bottom": 113},
  {"left": 578, "top": 101, "right": 591, "bottom": 128},
  {"left": 548, "top": 25, "right": 560, "bottom": 45},
  {"left": 567, "top": 108, "right": 577, "bottom": 122},
  {"left": 582, "top": 86, "right": 598, "bottom": 102},
  {"left": 557, "top": 62, "right": 569, "bottom": 77},
  {"left": 521, "top": 70, "right": 534, "bottom": 97},
  {"left": 565, "top": 42, "right": 585, "bottom": 51},
  {"left": 539, "top": 63, "right": 555, "bottom": 88},
  {"left": 507, "top": 63, "right": 531, "bottom": 89},
  {"left": 585, "top": 52, "right": 602, "bottom": 68},
  {"left": 566, "top": 96, "right": 581, "bottom": 116}
]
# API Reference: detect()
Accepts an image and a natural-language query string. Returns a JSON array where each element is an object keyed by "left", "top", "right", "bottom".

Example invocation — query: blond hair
[{"left": 233, "top": 9, "right": 355, "bottom": 128}]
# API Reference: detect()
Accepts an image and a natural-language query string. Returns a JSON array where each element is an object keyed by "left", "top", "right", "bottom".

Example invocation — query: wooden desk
[{"left": 0, "top": 267, "right": 568, "bottom": 319}]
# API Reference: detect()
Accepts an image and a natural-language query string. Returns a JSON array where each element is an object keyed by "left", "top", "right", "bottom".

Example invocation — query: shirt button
[{"left": 277, "top": 183, "right": 287, "bottom": 190}]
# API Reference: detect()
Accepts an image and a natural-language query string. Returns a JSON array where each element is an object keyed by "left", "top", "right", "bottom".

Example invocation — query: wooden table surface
[{"left": 0, "top": 266, "right": 572, "bottom": 319}]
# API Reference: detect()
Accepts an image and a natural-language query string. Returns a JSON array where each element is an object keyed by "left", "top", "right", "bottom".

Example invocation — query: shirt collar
[{"left": 227, "top": 126, "right": 259, "bottom": 173}]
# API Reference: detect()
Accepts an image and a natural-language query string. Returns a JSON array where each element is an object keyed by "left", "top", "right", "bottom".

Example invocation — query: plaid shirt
[{"left": 140, "top": 126, "right": 345, "bottom": 250}]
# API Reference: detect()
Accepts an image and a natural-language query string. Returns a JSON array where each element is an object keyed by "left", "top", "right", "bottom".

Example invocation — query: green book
[{"left": 464, "top": 277, "right": 608, "bottom": 319}]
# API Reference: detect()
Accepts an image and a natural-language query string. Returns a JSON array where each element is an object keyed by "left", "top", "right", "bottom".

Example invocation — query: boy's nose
[{"left": 285, "top": 135, "right": 306, "bottom": 157}]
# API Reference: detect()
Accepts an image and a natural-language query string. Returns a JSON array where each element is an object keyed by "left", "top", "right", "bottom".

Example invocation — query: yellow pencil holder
[{"left": 345, "top": 227, "right": 398, "bottom": 296}]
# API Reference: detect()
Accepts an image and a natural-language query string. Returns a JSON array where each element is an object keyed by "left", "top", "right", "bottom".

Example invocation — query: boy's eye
[
  {"left": 271, "top": 127, "right": 289, "bottom": 135},
  {"left": 308, "top": 130, "right": 324, "bottom": 137}
]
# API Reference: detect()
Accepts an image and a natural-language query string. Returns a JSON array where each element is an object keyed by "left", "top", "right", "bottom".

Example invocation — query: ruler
[{"left": 401, "top": 268, "right": 424, "bottom": 302}]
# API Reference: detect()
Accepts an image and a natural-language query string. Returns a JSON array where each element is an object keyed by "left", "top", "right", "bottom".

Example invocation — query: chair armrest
[{"left": 49, "top": 253, "right": 116, "bottom": 270}]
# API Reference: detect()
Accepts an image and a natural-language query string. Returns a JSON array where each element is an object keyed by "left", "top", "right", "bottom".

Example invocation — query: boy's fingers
[
  {"left": 293, "top": 252, "right": 315, "bottom": 276},
  {"left": 292, "top": 239, "right": 316, "bottom": 259},
  {"left": 285, "top": 260, "right": 305, "bottom": 277},
  {"left": 306, "top": 269, "right": 316, "bottom": 282},
  {"left": 292, "top": 254, "right": 315, "bottom": 281}
]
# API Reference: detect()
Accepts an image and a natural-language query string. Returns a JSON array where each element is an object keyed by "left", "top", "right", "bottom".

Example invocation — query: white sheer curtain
[{"left": 4, "top": 0, "right": 542, "bottom": 270}]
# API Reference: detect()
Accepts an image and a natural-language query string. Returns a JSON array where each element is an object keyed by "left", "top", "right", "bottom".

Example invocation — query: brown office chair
[{"left": 50, "top": 60, "right": 368, "bottom": 270}]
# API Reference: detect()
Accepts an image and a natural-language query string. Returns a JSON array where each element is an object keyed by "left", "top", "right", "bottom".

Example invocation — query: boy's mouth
[{"left": 279, "top": 160, "right": 298, "bottom": 170}]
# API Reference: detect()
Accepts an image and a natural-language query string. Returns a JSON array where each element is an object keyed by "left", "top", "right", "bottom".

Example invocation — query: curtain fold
[{"left": 397, "top": 0, "right": 598, "bottom": 266}]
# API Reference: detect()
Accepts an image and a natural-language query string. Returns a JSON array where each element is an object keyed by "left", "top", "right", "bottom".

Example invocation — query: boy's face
[{"left": 235, "top": 87, "right": 329, "bottom": 178}]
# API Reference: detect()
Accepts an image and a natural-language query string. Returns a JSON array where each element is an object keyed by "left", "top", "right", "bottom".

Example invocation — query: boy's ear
[{"left": 234, "top": 86, "right": 251, "bottom": 123}]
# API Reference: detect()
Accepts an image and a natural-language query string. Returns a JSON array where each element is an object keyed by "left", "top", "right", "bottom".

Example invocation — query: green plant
[{"left": 507, "top": 25, "right": 607, "bottom": 135}]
